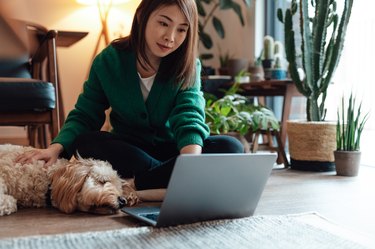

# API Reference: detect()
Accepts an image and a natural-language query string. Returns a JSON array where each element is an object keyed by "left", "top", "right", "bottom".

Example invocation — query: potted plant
[
  {"left": 217, "top": 48, "right": 232, "bottom": 75},
  {"left": 334, "top": 93, "right": 369, "bottom": 176},
  {"left": 277, "top": 0, "right": 354, "bottom": 171},
  {"left": 204, "top": 83, "right": 280, "bottom": 152},
  {"left": 248, "top": 50, "right": 264, "bottom": 82}
]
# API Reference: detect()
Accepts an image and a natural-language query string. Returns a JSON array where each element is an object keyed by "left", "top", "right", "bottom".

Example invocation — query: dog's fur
[{"left": 0, "top": 144, "right": 140, "bottom": 216}]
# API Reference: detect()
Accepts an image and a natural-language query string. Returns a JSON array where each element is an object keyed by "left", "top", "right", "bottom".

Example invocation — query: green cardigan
[{"left": 53, "top": 45, "right": 209, "bottom": 157}]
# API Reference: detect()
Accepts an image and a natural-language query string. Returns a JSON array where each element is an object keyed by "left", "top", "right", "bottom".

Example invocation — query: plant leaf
[
  {"left": 199, "top": 31, "right": 213, "bottom": 49},
  {"left": 212, "top": 16, "right": 225, "bottom": 38}
]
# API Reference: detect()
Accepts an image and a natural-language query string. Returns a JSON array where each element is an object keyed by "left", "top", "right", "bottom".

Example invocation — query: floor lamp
[
  {"left": 77, "top": 0, "right": 130, "bottom": 131},
  {"left": 76, "top": 0, "right": 130, "bottom": 62}
]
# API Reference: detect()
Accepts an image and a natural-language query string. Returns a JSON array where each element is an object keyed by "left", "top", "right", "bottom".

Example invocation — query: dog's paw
[
  {"left": 0, "top": 195, "right": 17, "bottom": 216},
  {"left": 124, "top": 192, "right": 140, "bottom": 207},
  {"left": 121, "top": 179, "right": 140, "bottom": 206}
]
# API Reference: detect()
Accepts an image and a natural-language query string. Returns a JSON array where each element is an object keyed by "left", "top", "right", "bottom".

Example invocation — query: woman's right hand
[{"left": 15, "top": 143, "right": 64, "bottom": 167}]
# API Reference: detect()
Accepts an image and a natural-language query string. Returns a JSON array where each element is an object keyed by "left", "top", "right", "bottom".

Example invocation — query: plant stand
[{"left": 248, "top": 129, "right": 289, "bottom": 167}]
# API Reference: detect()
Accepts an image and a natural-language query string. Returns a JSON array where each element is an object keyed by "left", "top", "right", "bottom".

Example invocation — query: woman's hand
[
  {"left": 15, "top": 143, "right": 64, "bottom": 167},
  {"left": 180, "top": 144, "right": 202, "bottom": 154}
]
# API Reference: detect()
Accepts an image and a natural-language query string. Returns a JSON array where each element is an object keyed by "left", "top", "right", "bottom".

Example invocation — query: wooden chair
[{"left": 0, "top": 18, "right": 60, "bottom": 148}]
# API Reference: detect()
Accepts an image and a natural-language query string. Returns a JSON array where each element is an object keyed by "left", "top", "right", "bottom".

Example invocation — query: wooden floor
[{"left": 1, "top": 165, "right": 374, "bottom": 240}]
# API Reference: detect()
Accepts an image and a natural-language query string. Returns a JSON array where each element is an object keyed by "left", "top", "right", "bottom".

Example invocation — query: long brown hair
[{"left": 112, "top": 0, "right": 199, "bottom": 89}]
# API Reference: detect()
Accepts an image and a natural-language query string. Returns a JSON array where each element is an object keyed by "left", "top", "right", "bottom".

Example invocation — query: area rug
[{"left": 0, "top": 213, "right": 373, "bottom": 249}]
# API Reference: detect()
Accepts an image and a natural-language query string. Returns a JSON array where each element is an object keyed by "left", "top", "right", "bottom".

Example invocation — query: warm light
[{"left": 76, "top": 0, "right": 131, "bottom": 5}]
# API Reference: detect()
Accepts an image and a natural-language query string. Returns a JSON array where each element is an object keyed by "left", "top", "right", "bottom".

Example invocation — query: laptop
[{"left": 121, "top": 152, "right": 277, "bottom": 227}]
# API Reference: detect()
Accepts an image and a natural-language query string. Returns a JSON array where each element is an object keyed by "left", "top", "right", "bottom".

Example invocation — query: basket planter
[
  {"left": 287, "top": 120, "right": 336, "bottom": 171},
  {"left": 334, "top": 151, "right": 361, "bottom": 176}
]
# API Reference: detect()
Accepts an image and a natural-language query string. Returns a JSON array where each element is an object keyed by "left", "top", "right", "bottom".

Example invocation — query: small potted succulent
[{"left": 334, "top": 93, "right": 369, "bottom": 176}]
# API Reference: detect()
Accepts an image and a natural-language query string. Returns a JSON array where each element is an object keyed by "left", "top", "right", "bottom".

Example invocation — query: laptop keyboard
[{"left": 139, "top": 213, "right": 159, "bottom": 221}]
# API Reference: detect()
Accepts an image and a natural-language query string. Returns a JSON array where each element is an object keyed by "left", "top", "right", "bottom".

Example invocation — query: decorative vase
[
  {"left": 334, "top": 150, "right": 361, "bottom": 176},
  {"left": 287, "top": 120, "right": 337, "bottom": 172}
]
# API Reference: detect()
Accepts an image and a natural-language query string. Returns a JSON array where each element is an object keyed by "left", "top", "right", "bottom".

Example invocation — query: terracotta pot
[{"left": 334, "top": 150, "right": 361, "bottom": 176}]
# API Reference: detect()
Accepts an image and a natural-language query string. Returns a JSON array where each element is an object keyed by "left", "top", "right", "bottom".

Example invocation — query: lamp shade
[{"left": 76, "top": 0, "right": 130, "bottom": 5}]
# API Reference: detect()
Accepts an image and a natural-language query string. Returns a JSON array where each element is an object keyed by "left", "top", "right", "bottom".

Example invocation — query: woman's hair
[{"left": 112, "top": 0, "right": 199, "bottom": 89}]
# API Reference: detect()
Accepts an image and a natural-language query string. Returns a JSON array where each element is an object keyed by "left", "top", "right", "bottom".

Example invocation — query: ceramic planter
[{"left": 334, "top": 150, "right": 361, "bottom": 176}]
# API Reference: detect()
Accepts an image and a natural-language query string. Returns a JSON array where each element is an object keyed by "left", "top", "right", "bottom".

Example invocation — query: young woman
[{"left": 16, "top": 0, "right": 244, "bottom": 190}]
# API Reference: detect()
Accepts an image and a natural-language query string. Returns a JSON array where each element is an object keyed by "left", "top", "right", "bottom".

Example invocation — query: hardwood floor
[{"left": 1, "top": 165, "right": 374, "bottom": 240}]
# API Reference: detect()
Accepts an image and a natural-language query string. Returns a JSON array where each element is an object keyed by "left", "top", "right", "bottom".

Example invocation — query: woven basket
[{"left": 287, "top": 120, "right": 336, "bottom": 162}]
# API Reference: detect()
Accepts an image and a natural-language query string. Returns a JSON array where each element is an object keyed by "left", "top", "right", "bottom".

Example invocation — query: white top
[{"left": 138, "top": 72, "right": 156, "bottom": 101}]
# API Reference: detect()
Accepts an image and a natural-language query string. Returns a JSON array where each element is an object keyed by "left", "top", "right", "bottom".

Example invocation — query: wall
[
  {"left": 0, "top": 0, "right": 257, "bottom": 139},
  {"left": 198, "top": 1, "right": 256, "bottom": 69}
]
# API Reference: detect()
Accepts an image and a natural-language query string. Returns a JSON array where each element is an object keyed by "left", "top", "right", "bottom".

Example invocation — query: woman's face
[{"left": 144, "top": 4, "right": 189, "bottom": 65}]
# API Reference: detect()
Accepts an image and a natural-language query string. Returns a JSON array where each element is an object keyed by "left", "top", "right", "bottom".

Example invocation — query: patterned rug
[{"left": 0, "top": 213, "right": 373, "bottom": 249}]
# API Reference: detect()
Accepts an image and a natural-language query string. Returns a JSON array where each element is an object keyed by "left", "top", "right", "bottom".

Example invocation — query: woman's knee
[{"left": 203, "top": 135, "right": 244, "bottom": 153}]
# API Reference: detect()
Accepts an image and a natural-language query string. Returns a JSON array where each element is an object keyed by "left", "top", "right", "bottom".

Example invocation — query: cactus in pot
[
  {"left": 277, "top": 0, "right": 354, "bottom": 121},
  {"left": 262, "top": 35, "right": 274, "bottom": 69}
]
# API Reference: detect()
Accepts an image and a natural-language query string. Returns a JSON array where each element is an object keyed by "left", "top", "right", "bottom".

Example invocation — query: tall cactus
[{"left": 278, "top": 0, "right": 353, "bottom": 121}]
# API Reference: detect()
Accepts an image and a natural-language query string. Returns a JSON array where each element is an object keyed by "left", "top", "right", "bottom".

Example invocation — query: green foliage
[
  {"left": 278, "top": 0, "right": 354, "bottom": 121},
  {"left": 196, "top": 0, "right": 252, "bottom": 61},
  {"left": 205, "top": 83, "right": 280, "bottom": 135},
  {"left": 336, "top": 93, "right": 369, "bottom": 151}
]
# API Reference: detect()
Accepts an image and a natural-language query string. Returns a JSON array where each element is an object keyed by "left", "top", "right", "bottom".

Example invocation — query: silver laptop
[{"left": 121, "top": 153, "right": 276, "bottom": 227}]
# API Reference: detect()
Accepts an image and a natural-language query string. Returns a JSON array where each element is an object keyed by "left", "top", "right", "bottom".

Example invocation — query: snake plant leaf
[{"left": 212, "top": 16, "right": 225, "bottom": 38}]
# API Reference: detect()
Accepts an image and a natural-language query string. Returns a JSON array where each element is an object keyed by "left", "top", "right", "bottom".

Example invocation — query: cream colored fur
[{"left": 0, "top": 144, "right": 139, "bottom": 216}]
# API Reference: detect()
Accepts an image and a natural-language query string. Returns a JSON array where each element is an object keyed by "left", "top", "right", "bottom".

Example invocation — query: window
[{"left": 327, "top": 1, "right": 374, "bottom": 166}]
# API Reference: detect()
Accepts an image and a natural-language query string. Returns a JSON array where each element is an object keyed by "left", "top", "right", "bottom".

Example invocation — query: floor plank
[{"left": 1, "top": 165, "right": 374, "bottom": 240}]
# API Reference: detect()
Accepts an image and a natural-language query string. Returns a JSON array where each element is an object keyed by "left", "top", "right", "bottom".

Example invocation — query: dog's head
[{"left": 49, "top": 159, "right": 127, "bottom": 214}]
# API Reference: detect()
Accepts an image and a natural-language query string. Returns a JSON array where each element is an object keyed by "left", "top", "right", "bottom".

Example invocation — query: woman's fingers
[{"left": 15, "top": 150, "right": 44, "bottom": 164}]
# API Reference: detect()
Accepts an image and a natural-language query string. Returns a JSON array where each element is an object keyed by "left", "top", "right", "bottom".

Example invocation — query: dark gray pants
[{"left": 72, "top": 131, "right": 244, "bottom": 190}]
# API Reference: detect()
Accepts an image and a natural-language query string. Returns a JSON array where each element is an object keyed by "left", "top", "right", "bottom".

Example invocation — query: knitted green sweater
[{"left": 53, "top": 45, "right": 209, "bottom": 157}]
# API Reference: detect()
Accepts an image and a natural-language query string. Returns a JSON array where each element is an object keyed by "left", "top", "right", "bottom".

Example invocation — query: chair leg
[
  {"left": 37, "top": 125, "right": 48, "bottom": 148},
  {"left": 274, "top": 130, "right": 290, "bottom": 167},
  {"left": 27, "top": 126, "right": 37, "bottom": 147},
  {"left": 250, "top": 129, "right": 290, "bottom": 168}
]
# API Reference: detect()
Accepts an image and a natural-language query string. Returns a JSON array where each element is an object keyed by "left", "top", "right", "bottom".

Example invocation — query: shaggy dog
[{"left": 0, "top": 144, "right": 139, "bottom": 216}]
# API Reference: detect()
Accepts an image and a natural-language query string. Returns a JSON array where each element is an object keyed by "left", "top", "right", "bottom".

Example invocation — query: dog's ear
[{"left": 50, "top": 163, "right": 91, "bottom": 213}]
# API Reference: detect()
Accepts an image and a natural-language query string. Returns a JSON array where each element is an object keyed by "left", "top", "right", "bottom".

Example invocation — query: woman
[{"left": 17, "top": 0, "right": 244, "bottom": 190}]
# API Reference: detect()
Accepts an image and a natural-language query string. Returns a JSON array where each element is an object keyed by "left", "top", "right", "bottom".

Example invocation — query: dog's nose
[{"left": 118, "top": 196, "right": 127, "bottom": 208}]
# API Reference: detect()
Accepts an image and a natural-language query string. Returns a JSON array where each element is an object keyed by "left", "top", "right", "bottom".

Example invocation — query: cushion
[{"left": 0, "top": 77, "right": 55, "bottom": 111}]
